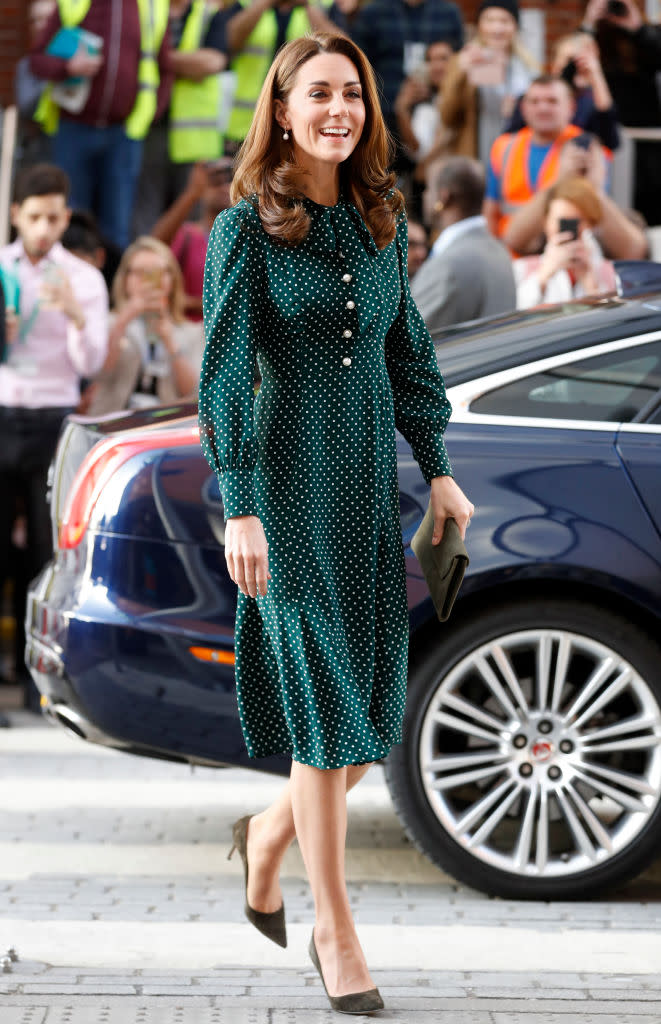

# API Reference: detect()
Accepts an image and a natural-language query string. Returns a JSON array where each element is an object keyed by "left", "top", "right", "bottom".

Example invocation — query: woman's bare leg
[
  {"left": 289, "top": 760, "right": 375, "bottom": 996},
  {"left": 245, "top": 761, "right": 371, "bottom": 915}
]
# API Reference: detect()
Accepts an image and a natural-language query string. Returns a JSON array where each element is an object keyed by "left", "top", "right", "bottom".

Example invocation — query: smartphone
[
  {"left": 573, "top": 132, "right": 593, "bottom": 150},
  {"left": 144, "top": 267, "right": 163, "bottom": 290},
  {"left": 411, "top": 63, "right": 431, "bottom": 87},
  {"left": 607, "top": 0, "right": 628, "bottom": 16},
  {"left": 559, "top": 217, "right": 580, "bottom": 240},
  {"left": 560, "top": 58, "right": 578, "bottom": 87}
]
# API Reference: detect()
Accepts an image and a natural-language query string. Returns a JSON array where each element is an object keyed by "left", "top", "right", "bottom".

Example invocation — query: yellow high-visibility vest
[
  {"left": 226, "top": 1, "right": 311, "bottom": 143},
  {"left": 169, "top": 0, "right": 223, "bottom": 163},
  {"left": 35, "top": 0, "right": 169, "bottom": 140}
]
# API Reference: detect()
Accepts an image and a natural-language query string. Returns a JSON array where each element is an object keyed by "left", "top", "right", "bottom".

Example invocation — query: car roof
[
  {"left": 434, "top": 294, "right": 661, "bottom": 388},
  {"left": 85, "top": 292, "right": 661, "bottom": 440}
]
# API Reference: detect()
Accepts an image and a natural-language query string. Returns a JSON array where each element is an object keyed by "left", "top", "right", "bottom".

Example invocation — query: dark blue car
[{"left": 27, "top": 291, "right": 661, "bottom": 901}]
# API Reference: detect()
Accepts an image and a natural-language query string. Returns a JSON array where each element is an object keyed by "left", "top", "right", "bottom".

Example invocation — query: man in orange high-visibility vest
[{"left": 484, "top": 76, "right": 585, "bottom": 245}]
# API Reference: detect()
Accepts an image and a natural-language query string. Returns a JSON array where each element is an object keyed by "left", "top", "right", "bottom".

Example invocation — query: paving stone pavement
[{"left": 2, "top": 711, "right": 661, "bottom": 1022}]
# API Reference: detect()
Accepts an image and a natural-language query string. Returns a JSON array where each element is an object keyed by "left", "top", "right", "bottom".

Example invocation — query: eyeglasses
[{"left": 126, "top": 266, "right": 169, "bottom": 280}]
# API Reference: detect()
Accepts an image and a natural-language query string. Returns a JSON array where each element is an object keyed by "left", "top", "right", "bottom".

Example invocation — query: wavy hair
[{"left": 230, "top": 32, "right": 404, "bottom": 249}]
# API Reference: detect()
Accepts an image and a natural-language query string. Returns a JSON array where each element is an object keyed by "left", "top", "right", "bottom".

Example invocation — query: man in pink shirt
[{"left": 0, "top": 163, "right": 108, "bottom": 690}]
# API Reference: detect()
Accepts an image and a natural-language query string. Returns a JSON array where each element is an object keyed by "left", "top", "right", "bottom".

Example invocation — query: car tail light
[
  {"left": 189, "top": 645, "right": 235, "bottom": 665},
  {"left": 58, "top": 425, "right": 200, "bottom": 549}
]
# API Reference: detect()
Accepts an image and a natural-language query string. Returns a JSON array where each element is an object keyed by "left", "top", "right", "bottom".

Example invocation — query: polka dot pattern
[{"left": 199, "top": 193, "right": 453, "bottom": 769}]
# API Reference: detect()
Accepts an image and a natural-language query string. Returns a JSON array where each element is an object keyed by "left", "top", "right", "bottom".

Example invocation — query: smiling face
[
  {"left": 274, "top": 52, "right": 366, "bottom": 177},
  {"left": 477, "top": 6, "right": 518, "bottom": 50}
]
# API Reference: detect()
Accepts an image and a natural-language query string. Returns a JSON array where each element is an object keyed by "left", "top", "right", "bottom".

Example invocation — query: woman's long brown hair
[{"left": 230, "top": 32, "right": 404, "bottom": 250}]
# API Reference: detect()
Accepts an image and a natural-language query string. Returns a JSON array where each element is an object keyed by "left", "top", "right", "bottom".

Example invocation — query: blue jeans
[{"left": 54, "top": 119, "right": 143, "bottom": 251}]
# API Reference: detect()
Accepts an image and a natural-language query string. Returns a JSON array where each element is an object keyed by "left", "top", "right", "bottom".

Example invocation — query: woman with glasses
[{"left": 88, "top": 237, "right": 201, "bottom": 414}]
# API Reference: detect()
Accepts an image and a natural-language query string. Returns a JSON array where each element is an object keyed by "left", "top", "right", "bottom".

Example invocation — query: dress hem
[{"left": 244, "top": 735, "right": 402, "bottom": 770}]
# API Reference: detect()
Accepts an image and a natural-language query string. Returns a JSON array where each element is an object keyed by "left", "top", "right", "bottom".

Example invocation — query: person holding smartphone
[
  {"left": 394, "top": 39, "right": 454, "bottom": 165},
  {"left": 513, "top": 174, "right": 617, "bottom": 308},
  {"left": 87, "top": 237, "right": 200, "bottom": 414},
  {"left": 440, "top": 0, "right": 538, "bottom": 166},
  {"left": 505, "top": 29, "right": 620, "bottom": 151}
]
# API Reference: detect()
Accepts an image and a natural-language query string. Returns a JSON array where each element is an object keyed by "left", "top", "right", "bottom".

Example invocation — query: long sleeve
[
  {"left": 66, "top": 265, "right": 109, "bottom": 377},
  {"left": 385, "top": 213, "right": 453, "bottom": 482},
  {"left": 199, "top": 204, "right": 262, "bottom": 519},
  {"left": 29, "top": 9, "right": 69, "bottom": 82}
]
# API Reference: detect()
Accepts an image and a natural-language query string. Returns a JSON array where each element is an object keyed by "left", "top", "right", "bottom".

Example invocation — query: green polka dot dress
[{"left": 199, "top": 192, "right": 453, "bottom": 770}]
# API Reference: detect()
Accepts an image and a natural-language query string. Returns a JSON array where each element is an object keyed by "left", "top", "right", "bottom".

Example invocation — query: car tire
[{"left": 385, "top": 598, "right": 661, "bottom": 900}]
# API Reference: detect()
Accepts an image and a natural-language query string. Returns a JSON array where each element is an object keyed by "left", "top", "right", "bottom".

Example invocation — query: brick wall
[
  {"left": 0, "top": 2, "right": 28, "bottom": 109},
  {"left": 0, "top": 0, "right": 594, "bottom": 111}
]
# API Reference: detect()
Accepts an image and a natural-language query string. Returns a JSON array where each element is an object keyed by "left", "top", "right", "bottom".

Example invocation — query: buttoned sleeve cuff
[
  {"left": 219, "top": 468, "right": 257, "bottom": 519},
  {"left": 416, "top": 435, "right": 454, "bottom": 484}
]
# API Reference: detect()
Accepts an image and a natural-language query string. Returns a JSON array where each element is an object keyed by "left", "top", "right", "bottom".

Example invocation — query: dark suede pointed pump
[
  {"left": 309, "top": 929, "right": 385, "bottom": 1015},
  {"left": 227, "top": 814, "right": 287, "bottom": 948}
]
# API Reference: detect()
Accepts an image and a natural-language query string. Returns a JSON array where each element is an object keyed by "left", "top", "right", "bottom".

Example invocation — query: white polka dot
[{"left": 198, "top": 192, "right": 453, "bottom": 769}]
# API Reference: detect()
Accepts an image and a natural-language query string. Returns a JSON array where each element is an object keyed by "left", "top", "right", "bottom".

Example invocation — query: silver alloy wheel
[{"left": 419, "top": 629, "right": 661, "bottom": 877}]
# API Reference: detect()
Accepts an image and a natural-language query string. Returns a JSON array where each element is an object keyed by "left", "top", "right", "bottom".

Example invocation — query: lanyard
[{"left": 14, "top": 257, "right": 42, "bottom": 345}]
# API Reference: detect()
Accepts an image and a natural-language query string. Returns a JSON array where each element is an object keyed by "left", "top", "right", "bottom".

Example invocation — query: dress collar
[
  {"left": 300, "top": 192, "right": 381, "bottom": 257},
  {"left": 246, "top": 191, "right": 381, "bottom": 256}
]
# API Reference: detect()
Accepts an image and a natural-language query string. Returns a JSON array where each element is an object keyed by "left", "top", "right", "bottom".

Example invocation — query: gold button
[
  {"left": 346, "top": 300, "right": 355, "bottom": 309},
  {"left": 343, "top": 329, "right": 352, "bottom": 338},
  {"left": 342, "top": 356, "right": 352, "bottom": 366},
  {"left": 342, "top": 273, "right": 352, "bottom": 283}
]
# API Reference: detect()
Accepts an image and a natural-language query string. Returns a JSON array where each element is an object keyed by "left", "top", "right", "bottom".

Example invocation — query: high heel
[
  {"left": 227, "top": 814, "right": 287, "bottom": 948},
  {"left": 309, "top": 928, "right": 384, "bottom": 1015}
]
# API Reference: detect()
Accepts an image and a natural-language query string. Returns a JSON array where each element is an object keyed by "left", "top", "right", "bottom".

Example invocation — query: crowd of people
[{"left": 1, "top": 0, "right": 661, "bottom": 697}]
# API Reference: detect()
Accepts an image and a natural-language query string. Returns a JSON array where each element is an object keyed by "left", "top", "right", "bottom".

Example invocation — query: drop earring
[{"left": 283, "top": 128, "right": 290, "bottom": 140}]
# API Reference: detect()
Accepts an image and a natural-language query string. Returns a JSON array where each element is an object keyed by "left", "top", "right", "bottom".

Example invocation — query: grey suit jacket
[{"left": 410, "top": 224, "right": 516, "bottom": 334}]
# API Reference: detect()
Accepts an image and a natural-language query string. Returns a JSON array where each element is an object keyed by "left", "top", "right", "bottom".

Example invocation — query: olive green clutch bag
[{"left": 410, "top": 503, "right": 469, "bottom": 622}]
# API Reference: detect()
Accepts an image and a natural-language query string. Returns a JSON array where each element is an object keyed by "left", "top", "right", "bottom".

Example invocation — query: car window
[{"left": 469, "top": 342, "right": 661, "bottom": 422}]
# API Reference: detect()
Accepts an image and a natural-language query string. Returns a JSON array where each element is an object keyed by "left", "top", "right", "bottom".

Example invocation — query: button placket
[{"left": 340, "top": 259, "right": 355, "bottom": 369}]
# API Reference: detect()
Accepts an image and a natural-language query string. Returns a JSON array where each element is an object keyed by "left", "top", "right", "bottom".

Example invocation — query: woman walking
[{"left": 198, "top": 32, "right": 473, "bottom": 1014}]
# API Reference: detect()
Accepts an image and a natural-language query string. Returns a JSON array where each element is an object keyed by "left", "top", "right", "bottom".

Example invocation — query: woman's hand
[
  {"left": 430, "top": 476, "right": 474, "bottom": 543},
  {"left": 126, "top": 287, "right": 168, "bottom": 320},
  {"left": 458, "top": 41, "right": 485, "bottom": 71},
  {"left": 225, "top": 515, "right": 271, "bottom": 597},
  {"left": 537, "top": 231, "right": 581, "bottom": 289}
]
